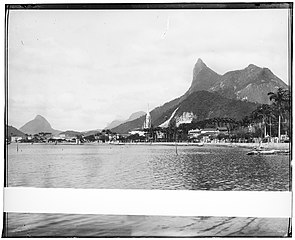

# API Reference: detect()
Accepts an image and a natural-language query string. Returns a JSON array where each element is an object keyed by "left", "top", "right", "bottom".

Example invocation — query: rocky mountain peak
[
  {"left": 187, "top": 58, "right": 220, "bottom": 94},
  {"left": 35, "top": 114, "right": 47, "bottom": 121},
  {"left": 193, "top": 58, "right": 207, "bottom": 75},
  {"left": 34, "top": 115, "right": 52, "bottom": 127},
  {"left": 20, "top": 115, "right": 60, "bottom": 135},
  {"left": 196, "top": 58, "right": 206, "bottom": 66}
]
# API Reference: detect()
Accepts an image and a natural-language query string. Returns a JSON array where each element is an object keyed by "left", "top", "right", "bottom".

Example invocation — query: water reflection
[{"left": 7, "top": 144, "right": 290, "bottom": 191}]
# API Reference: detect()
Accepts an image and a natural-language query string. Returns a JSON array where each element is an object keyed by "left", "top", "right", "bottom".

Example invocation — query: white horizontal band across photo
[{"left": 4, "top": 187, "right": 291, "bottom": 218}]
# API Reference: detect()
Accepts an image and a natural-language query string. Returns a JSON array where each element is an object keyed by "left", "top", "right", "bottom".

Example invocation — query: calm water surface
[
  {"left": 7, "top": 143, "right": 290, "bottom": 190},
  {"left": 6, "top": 143, "right": 290, "bottom": 237}
]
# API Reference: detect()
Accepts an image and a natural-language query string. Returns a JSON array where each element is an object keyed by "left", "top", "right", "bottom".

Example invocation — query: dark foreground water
[
  {"left": 5, "top": 143, "right": 291, "bottom": 237},
  {"left": 4, "top": 213, "right": 290, "bottom": 237},
  {"left": 7, "top": 143, "right": 290, "bottom": 190}
]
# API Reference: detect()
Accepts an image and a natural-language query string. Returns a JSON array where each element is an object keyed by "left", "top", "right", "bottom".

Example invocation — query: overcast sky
[{"left": 8, "top": 8, "right": 290, "bottom": 131}]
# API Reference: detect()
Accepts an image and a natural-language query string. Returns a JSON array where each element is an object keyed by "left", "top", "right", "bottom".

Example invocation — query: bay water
[{"left": 5, "top": 143, "right": 290, "bottom": 236}]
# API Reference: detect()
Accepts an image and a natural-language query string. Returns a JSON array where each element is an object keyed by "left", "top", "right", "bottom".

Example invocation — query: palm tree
[
  {"left": 268, "top": 88, "right": 290, "bottom": 141},
  {"left": 266, "top": 104, "right": 277, "bottom": 138},
  {"left": 253, "top": 104, "right": 273, "bottom": 138}
]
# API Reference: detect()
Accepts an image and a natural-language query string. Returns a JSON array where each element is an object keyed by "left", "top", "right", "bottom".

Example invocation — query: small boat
[
  {"left": 247, "top": 150, "right": 276, "bottom": 155},
  {"left": 247, "top": 149, "right": 290, "bottom": 155}
]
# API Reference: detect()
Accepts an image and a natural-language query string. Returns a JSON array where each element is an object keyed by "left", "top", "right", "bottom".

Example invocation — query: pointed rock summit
[
  {"left": 193, "top": 58, "right": 207, "bottom": 73},
  {"left": 20, "top": 115, "right": 61, "bottom": 135},
  {"left": 193, "top": 58, "right": 208, "bottom": 77},
  {"left": 187, "top": 58, "right": 221, "bottom": 94}
]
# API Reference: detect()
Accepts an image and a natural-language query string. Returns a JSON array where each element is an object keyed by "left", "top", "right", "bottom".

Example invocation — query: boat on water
[{"left": 247, "top": 149, "right": 289, "bottom": 155}]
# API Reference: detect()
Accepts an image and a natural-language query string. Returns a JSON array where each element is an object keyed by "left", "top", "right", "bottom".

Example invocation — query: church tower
[{"left": 143, "top": 105, "right": 151, "bottom": 129}]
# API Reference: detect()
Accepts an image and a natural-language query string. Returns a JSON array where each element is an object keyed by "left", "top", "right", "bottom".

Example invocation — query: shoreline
[{"left": 9, "top": 141, "right": 290, "bottom": 150}]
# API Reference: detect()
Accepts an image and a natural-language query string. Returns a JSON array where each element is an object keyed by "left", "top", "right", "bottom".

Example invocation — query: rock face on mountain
[
  {"left": 186, "top": 58, "right": 221, "bottom": 95},
  {"left": 187, "top": 59, "right": 287, "bottom": 104},
  {"left": 111, "top": 59, "right": 288, "bottom": 134},
  {"left": 20, "top": 115, "right": 61, "bottom": 135},
  {"left": 210, "top": 64, "right": 287, "bottom": 104}
]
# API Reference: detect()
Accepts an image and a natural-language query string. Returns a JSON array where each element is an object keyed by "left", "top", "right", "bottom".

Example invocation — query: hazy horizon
[{"left": 8, "top": 8, "right": 290, "bottom": 131}]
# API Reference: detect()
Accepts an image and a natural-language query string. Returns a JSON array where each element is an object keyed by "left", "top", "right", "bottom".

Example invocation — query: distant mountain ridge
[
  {"left": 19, "top": 115, "right": 102, "bottom": 136},
  {"left": 19, "top": 115, "right": 61, "bottom": 135},
  {"left": 111, "top": 58, "right": 288, "bottom": 133},
  {"left": 106, "top": 119, "right": 125, "bottom": 130},
  {"left": 105, "top": 111, "right": 145, "bottom": 129}
]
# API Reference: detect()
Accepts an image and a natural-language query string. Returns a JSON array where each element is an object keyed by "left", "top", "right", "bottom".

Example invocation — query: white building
[
  {"left": 188, "top": 128, "right": 201, "bottom": 139},
  {"left": 11, "top": 136, "right": 22, "bottom": 142},
  {"left": 129, "top": 130, "right": 145, "bottom": 137}
]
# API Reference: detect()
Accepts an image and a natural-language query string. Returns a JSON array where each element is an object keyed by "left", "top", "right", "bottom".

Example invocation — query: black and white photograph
[{"left": 3, "top": 3, "right": 292, "bottom": 237}]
